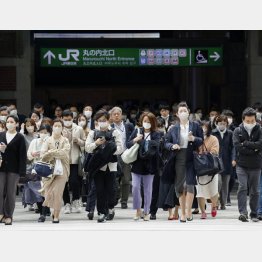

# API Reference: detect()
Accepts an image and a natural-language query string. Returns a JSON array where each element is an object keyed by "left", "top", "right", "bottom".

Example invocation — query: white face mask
[
  {"left": 72, "top": 112, "right": 78, "bottom": 118},
  {"left": 178, "top": 112, "right": 189, "bottom": 121},
  {"left": 10, "top": 110, "right": 18, "bottom": 116},
  {"left": 26, "top": 126, "right": 35, "bottom": 133},
  {"left": 143, "top": 122, "right": 151, "bottom": 130},
  {"left": 98, "top": 122, "right": 109, "bottom": 129},
  {"left": 53, "top": 127, "right": 62, "bottom": 135},
  {"left": 6, "top": 123, "right": 16, "bottom": 131},
  {"left": 40, "top": 133, "right": 49, "bottom": 140},
  {"left": 0, "top": 116, "right": 7, "bottom": 122},
  {"left": 210, "top": 116, "right": 215, "bottom": 122},
  {"left": 227, "top": 117, "right": 233, "bottom": 125},
  {"left": 244, "top": 122, "right": 256, "bottom": 131},
  {"left": 216, "top": 124, "right": 227, "bottom": 132},
  {"left": 84, "top": 111, "right": 92, "bottom": 119},
  {"left": 78, "top": 121, "right": 86, "bottom": 128},
  {"left": 63, "top": 120, "right": 73, "bottom": 127}
]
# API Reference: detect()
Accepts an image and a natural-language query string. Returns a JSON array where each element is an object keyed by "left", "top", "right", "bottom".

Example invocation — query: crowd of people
[{"left": 0, "top": 100, "right": 262, "bottom": 225}]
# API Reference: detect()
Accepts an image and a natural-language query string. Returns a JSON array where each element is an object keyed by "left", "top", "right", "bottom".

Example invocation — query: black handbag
[{"left": 193, "top": 143, "right": 224, "bottom": 185}]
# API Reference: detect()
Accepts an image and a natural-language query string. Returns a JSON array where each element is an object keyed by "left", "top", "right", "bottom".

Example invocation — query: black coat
[
  {"left": 0, "top": 132, "right": 27, "bottom": 176},
  {"left": 127, "top": 128, "right": 161, "bottom": 175},
  {"left": 233, "top": 123, "right": 262, "bottom": 169},
  {"left": 213, "top": 129, "right": 235, "bottom": 175}
]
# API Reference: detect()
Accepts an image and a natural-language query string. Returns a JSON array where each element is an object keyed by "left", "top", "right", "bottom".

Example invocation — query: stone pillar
[{"left": 248, "top": 31, "right": 262, "bottom": 105}]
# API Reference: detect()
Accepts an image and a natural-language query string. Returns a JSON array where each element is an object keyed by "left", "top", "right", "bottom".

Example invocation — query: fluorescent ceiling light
[{"left": 34, "top": 33, "right": 160, "bottom": 39}]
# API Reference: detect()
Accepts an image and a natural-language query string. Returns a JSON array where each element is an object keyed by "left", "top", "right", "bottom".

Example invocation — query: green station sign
[{"left": 40, "top": 47, "right": 223, "bottom": 67}]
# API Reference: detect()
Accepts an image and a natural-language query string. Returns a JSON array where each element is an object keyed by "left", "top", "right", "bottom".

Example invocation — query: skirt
[
  {"left": 42, "top": 174, "right": 67, "bottom": 210},
  {"left": 196, "top": 174, "right": 218, "bottom": 199}
]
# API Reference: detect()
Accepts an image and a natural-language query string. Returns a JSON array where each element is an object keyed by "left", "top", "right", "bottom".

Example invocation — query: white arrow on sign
[
  {"left": 43, "top": 51, "right": 56, "bottom": 65},
  {"left": 210, "top": 51, "right": 220, "bottom": 62}
]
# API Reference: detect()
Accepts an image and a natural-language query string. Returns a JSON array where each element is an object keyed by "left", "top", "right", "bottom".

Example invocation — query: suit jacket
[{"left": 0, "top": 132, "right": 27, "bottom": 176}]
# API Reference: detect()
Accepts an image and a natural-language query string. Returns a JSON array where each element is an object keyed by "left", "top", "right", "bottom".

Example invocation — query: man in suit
[
  {"left": 159, "top": 104, "right": 175, "bottom": 133},
  {"left": 111, "top": 106, "right": 135, "bottom": 209}
]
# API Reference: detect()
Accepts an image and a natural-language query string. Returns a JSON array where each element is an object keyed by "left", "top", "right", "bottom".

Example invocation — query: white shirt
[
  {"left": 114, "top": 121, "right": 127, "bottom": 150},
  {"left": 179, "top": 122, "right": 189, "bottom": 148},
  {"left": 144, "top": 131, "right": 151, "bottom": 141},
  {"left": 6, "top": 132, "right": 17, "bottom": 144}
]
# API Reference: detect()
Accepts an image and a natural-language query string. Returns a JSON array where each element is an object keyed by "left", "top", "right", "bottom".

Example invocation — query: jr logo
[{"left": 58, "top": 49, "right": 80, "bottom": 61}]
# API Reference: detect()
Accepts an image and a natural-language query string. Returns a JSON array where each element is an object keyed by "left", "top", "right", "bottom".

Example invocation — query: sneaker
[
  {"left": 238, "top": 214, "right": 249, "bottom": 222},
  {"left": 133, "top": 212, "right": 141, "bottom": 221},
  {"left": 225, "top": 202, "right": 231, "bottom": 206},
  {"left": 28, "top": 205, "right": 34, "bottom": 211},
  {"left": 143, "top": 214, "right": 150, "bottom": 221},
  {"left": 82, "top": 202, "right": 87, "bottom": 207},
  {"left": 251, "top": 217, "right": 259, "bottom": 222},
  {"left": 38, "top": 215, "right": 46, "bottom": 222},
  {"left": 257, "top": 214, "right": 262, "bottom": 221},
  {"left": 64, "top": 203, "right": 71, "bottom": 214},
  {"left": 201, "top": 212, "right": 207, "bottom": 219},
  {"left": 71, "top": 200, "right": 82, "bottom": 213},
  {"left": 106, "top": 209, "right": 115, "bottom": 221},
  {"left": 97, "top": 214, "right": 106, "bottom": 223}
]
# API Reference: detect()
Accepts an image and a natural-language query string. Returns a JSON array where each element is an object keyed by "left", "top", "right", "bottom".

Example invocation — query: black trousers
[
  {"left": 85, "top": 178, "right": 97, "bottom": 212},
  {"left": 93, "top": 168, "right": 117, "bottom": 215},
  {"left": 63, "top": 164, "right": 82, "bottom": 204},
  {"left": 149, "top": 174, "right": 160, "bottom": 215}
]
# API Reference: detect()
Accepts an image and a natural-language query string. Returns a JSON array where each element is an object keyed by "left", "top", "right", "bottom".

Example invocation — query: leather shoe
[
  {"left": 150, "top": 214, "right": 156, "bottom": 220},
  {"left": 121, "top": 203, "right": 128, "bottom": 209}
]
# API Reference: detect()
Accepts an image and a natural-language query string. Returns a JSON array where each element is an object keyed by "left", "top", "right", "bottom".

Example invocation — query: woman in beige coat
[
  {"left": 40, "top": 119, "right": 70, "bottom": 223},
  {"left": 196, "top": 121, "right": 220, "bottom": 219}
]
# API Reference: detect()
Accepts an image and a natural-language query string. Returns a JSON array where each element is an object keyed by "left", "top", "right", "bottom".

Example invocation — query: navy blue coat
[
  {"left": 213, "top": 129, "right": 235, "bottom": 175},
  {"left": 127, "top": 128, "right": 161, "bottom": 175},
  {"left": 164, "top": 121, "right": 204, "bottom": 185}
]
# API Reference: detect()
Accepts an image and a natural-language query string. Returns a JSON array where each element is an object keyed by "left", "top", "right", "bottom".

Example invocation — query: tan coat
[
  {"left": 198, "top": 135, "right": 219, "bottom": 155},
  {"left": 63, "top": 123, "right": 85, "bottom": 164},
  {"left": 40, "top": 135, "right": 70, "bottom": 211}
]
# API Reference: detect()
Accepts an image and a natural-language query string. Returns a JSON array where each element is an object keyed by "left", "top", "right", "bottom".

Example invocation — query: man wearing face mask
[
  {"left": 61, "top": 110, "right": 86, "bottom": 214},
  {"left": 110, "top": 107, "right": 134, "bottom": 209},
  {"left": 159, "top": 104, "right": 175, "bottom": 133},
  {"left": 0, "top": 106, "right": 9, "bottom": 123},
  {"left": 213, "top": 115, "right": 236, "bottom": 210},
  {"left": 233, "top": 107, "right": 262, "bottom": 222},
  {"left": 83, "top": 105, "right": 95, "bottom": 130},
  {"left": 208, "top": 107, "right": 220, "bottom": 131}
]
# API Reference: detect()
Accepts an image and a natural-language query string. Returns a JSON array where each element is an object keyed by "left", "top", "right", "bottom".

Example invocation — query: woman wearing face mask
[
  {"left": 83, "top": 105, "right": 95, "bottom": 130},
  {"left": 213, "top": 115, "right": 236, "bottom": 210},
  {"left": 20, "top": 119, "right": 38, "bottom": 150},
  {"left": 29, "top": 110, "right": 42, "bottom": 131},
  {"left": 196, "top": 121, "right": 220, "bottom": 219},
  {"left": 40, "top": 119, "right": 70, "bottom": 223},
  {"left": 78, "top": 114, "right": 89, "bottom": 138},
  {"left": 165, "top": 102, "right": 204, "bottom": 222},
  {"left": 0, "top": 115, "right": 27, "bottom": 225},
  {"left": 127, "top": 112, "right": 161, "bottom": 221},
  {"left": 26, "top": 124, "right": 52, "bottom": 221},
  {"left": 85, "top": 110, "right": 123, "bottom": 222}
]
